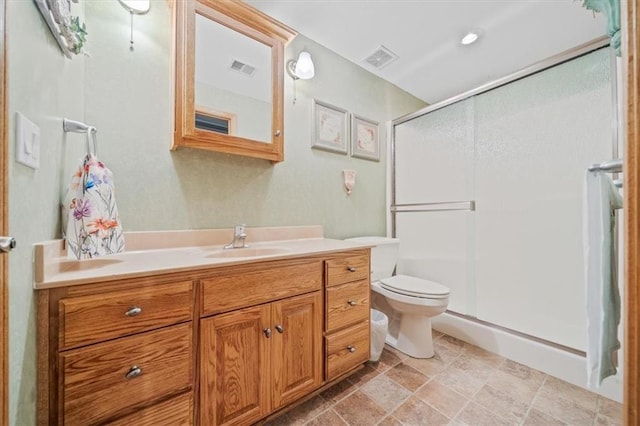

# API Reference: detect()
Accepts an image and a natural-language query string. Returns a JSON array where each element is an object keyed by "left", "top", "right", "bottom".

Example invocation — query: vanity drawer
[
  {"left": 59, "top": 280, "right": 193, "bottom": 350},
  {"left": 326, "top": 279, "right": 370, "bottom": 332},
  {"left": 61, "top": 323, "right": 192, "bottom": 425},
  {"left": 201, "top": 260, "right": 323, "bottom": 315},
  {"left": 325, "top": 253, "right": 370, "bottom": 287},
  {"left": 106, "top": 392, "right": 193, "bottom": 426},
  {"left": 325, "top": 321, "right": 370, "bottom": 381}
]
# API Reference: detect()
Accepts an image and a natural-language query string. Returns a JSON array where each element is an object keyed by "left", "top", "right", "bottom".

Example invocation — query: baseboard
[{"left": 432, "top": 312, "right": 623, "bottom": 403}]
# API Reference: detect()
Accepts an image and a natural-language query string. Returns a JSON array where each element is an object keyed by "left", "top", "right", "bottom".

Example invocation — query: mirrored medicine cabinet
[{"left": 172, "top": 0, "right": 296, "bottom": 163}]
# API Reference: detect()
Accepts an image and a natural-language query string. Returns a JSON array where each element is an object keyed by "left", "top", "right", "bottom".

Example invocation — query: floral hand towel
[{"left": 64, "top": 154, "right": 125, "bottom": 259}]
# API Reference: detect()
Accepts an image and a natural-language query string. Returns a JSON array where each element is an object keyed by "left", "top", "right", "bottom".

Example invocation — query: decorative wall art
[
  {"left": 351, "top": 114, "right": 380, "bottom": 161},
  {"left": 34, "top": 0, "right": 87, "bottom": 58},
  {"left": 311, "top": 99, "right": 349, "bottom": 154}
]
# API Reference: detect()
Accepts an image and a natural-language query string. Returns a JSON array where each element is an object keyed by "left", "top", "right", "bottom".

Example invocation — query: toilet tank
[{"left": 345, "top": 236, "right": 400, "bottom": 282}]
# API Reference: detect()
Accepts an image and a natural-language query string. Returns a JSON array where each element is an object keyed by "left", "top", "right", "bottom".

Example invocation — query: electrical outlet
[{"left": 15, "top": 112, "right": 40, "bottom": 169}]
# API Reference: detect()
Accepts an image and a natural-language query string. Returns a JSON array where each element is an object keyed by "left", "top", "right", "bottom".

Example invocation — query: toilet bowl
[{"left": 346, "top": 237, "right": 450, "bottom": 359}]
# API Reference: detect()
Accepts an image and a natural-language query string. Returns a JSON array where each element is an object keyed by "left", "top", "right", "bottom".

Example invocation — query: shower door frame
[
  {"left": 0, "top": 0, "right": 7, "bottom": 423},
  {"left": 390, "top": 30, "right": 640, "bottom": 420}
]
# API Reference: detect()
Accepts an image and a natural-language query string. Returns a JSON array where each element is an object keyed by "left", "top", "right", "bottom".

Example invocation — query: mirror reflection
[{"left": 194, "top": 13, "right": 272, "bottom": 143}]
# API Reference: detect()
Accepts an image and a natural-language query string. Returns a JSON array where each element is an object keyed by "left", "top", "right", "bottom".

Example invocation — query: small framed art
[
  {"left": 351, "top": 114, "right": 380, "bottom": 161},
  {"left": 311, "top": 99, "right": 349, "bottom": 154}
]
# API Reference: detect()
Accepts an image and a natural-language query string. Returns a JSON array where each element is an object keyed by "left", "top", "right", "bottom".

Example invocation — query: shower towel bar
[
  {"left": 391, "top": 200, "right": 475, "bottom": 213},
  {"left": 588, "top": 158, "right": 623, "bottom": 173}
]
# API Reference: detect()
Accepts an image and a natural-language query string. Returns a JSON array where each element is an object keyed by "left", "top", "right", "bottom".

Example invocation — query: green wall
[{"left": 7, "top": 1, "right": 425, "bottom": 424}]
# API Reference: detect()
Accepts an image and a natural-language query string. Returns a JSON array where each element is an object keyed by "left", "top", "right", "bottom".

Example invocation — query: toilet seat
[{"left": 379, "top": 275, "right": 449, "bottom": 299}]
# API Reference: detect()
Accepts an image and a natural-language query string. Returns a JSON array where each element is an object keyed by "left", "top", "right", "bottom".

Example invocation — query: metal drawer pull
[
  {"left": 275, "top": 325, "right": 284, "bottom": 333},
  {"left": 125, "top": 306, "right": 142, "bottom": 317},
  {"left": 347, "top": 266, "right": 356, "bottom": 272},
  {"left": 264, "top": 328, "right": 272, "bottom": 338},
  {"left": 347, "top": 345, "right": 356, "bottom": 353},
  {"left": 347, "top": 300, "right": 357, "bottom": 306},
  {"left": 125, "top": 366, "right": 142, "bottom": 379}
]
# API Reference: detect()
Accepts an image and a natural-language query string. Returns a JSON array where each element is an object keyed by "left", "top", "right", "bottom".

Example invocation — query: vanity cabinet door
[
  {"left": 200, "top": 305, "right": 271, "bottom": 426},
  {"left": 271, "top": 291, "right": 323, "bottom": 409}
]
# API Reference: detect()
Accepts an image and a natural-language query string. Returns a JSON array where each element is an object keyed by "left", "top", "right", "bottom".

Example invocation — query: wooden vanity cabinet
[{"left": 37, "top": 248, "right": 371, "bottom": 426}]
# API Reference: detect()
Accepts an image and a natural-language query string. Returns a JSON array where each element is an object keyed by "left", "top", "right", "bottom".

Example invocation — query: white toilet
[{"left": 347, "top": 236, "right": 450, "bottom": 359}]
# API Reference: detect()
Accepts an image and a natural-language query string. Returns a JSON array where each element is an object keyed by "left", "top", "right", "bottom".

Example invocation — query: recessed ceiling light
[{"left": 461, "top": 32, "right": 479, "bottom": 46}]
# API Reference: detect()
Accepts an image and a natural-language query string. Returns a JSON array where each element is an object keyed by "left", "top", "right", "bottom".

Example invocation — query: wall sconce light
[
  {"left": 343, "top": 169, "right": 356, "bottom": 196},
  {"left": 118, "top": 0, "right": 150, "bottom": 51},
  {"left": 286, "top": 51, "right": 315, "bottom": 80}
]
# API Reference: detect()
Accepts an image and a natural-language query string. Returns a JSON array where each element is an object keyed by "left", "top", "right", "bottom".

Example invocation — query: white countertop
[{"left": 34, "top": 226, "right": 374, "bottom": 289}]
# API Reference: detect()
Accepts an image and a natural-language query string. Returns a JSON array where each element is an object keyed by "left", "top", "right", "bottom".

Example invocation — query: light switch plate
[{"left": 15, "top": 112, "right": 40, "bottom": 169}]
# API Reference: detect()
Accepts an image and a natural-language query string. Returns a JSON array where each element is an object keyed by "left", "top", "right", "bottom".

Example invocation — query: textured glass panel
[
  {"left": 474, "top": 48, "right": 612, "bottom": 350},
  {"left": 394, "top": 98, "right": 474, "bottom": 204},
  {"left": 396, "top": 211, "right": 475, "bottom": 315}
]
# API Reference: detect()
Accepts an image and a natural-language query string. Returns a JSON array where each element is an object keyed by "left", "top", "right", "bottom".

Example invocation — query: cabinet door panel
[
  {"left": 271, "top": 291, "right": 323, "bottom": 409},
  {"left": 200, "top": 305, "right": 271, "bottom": 426}
]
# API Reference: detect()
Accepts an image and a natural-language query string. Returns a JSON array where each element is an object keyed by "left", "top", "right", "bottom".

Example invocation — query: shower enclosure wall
[{"left": 391, "top": 42, "right": 621, "bottom": 395}]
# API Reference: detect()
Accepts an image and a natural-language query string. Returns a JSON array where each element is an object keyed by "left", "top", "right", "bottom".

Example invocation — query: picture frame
[
  {"left": 311, "top": 99, "right": 349, "bottom": 154},
  {"left": 34, "top": 0, "right": 87, "bottom": 58},
  {"left": 351, "top": 114, "right": 380, "bottom": 161}
]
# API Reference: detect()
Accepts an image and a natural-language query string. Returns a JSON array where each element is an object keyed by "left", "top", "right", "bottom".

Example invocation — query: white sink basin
[{"left": 205, "top": 247, "right": 292, "bottom": 259}]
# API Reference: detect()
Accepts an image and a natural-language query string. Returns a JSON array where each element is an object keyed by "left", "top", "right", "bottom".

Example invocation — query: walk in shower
[{"left": 390, "top": 39, "right": 621, "bottom": 395}]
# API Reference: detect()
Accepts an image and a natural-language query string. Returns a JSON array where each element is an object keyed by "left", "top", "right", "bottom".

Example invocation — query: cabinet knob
[
  {"left": 125, "top": 306, "right": 142, "bottom": 317},
  {"left": 347, "top": 300, "right": 357, "bottom": 306},
  {"left": 274, "top": 130, "right": 281, "bottom": 137},
  {"left": 275, "top": 325, "right": 284, "bottom": 333},
  {"left": 125, "top": 366, "right": 142, "bottom": 379},
  {"left": 347, "top": 345, "right": 356, "bottom": 353},
  {"left": 347, "top": 266, "right": 356, "bottom": 273},
  {"left": 263, "top": 328, "right": 272, "bottom": 338}
]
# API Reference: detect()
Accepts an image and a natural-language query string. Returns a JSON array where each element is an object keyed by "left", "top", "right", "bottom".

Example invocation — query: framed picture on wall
[
  {"left": 311, "top": 99, "right": 349, "bottom": 154},
  {"left": 351, "top": 114, "right": 380, "bottom": 161}
]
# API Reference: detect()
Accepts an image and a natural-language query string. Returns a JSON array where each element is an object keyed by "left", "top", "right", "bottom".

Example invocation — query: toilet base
[{"left": 385, "top": 314, "right": 435, "bottom": 359}]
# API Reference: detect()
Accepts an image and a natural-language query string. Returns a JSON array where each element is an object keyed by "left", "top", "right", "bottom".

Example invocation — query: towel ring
[{"left": 85, "top": 127, "right": 97, "bottom": 156}]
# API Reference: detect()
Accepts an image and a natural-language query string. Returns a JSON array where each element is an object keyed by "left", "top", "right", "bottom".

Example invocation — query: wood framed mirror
[{"left": 173, "top": 0, "right": 296, "bottom": 163}]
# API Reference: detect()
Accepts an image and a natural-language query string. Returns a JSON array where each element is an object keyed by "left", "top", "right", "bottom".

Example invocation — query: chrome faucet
[{"left": 224, "top": 224, "right": 249, "bottom": 249}]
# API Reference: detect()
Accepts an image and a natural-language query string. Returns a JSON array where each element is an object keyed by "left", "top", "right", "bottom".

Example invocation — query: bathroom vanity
[{"left": 34, "top": 226, "right": 371, "bottom": 425}]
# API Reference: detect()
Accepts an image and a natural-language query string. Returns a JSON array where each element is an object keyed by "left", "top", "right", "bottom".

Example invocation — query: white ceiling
[{"left": 246, "top": 0, "right": 608, "bottom": 104}]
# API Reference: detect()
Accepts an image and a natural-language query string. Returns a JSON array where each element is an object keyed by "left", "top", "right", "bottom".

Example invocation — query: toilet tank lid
[
  {"left": 345, "top": 236, "right": 400, "bottom": 245},
  {"left": 380, "top": 275, "right": 450, "bottom": 296}
]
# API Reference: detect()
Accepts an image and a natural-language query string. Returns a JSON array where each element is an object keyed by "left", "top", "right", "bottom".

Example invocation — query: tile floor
[{"left": 266, "top": 331, "right": 622, "bottom": 426}]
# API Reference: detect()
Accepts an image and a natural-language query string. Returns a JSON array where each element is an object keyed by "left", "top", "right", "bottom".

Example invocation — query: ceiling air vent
[
  {"left": 230, "top": 59, "right": 256, "bottom": 77},
  {"left": 364, "top": 45, "right": 399, "bottom": 69}
]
